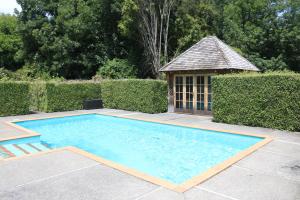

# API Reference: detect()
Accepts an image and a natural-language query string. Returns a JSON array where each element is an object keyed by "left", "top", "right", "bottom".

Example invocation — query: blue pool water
[{"left": 15, "top": 114, "right": 262, "bottom": 184}]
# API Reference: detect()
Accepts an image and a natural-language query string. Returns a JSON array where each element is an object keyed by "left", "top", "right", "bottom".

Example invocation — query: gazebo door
[{"left": 174, "top": 75, "right": 212, "bottom": 114}]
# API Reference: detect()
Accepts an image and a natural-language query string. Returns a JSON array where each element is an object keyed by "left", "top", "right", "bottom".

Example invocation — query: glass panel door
[
  {"left": 175, "top": 76, "right": 183, "bottom": 110},
  {"left": 186, "top": 76, "right": 193, "bottom": 110},
  {"left": 174, "top": 75, "right": 212, "bottom": 113}
]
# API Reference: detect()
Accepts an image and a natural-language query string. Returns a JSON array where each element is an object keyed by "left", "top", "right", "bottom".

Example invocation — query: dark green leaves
[
  {"left": 101, "top": 79, "right": 167, "bottom": 113},
  {"left": 0, "top": 82, "right": 30, "bottom": 116},
  {"left": 212, "top": 72, "right": 300, "bottom": 131}
]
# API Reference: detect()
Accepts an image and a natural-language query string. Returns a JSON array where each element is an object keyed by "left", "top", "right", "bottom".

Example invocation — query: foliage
[
  {"left": 101, "top": 79, "right": 167, "bottom": 113},
  {"left": 31, "top": 81, "right": 101, "bottom": 112},
  {"left": 0, "top": 82, "right": 30, "bottom": 116},
  {"left": 223, "top": 0, "right": 300, "bottom": 71},
  {"left": 0, "top": 14, "right": 23, "bottom": 70},
  {"left": 15, "top": 0, "right": 123, "bottom": 78},
  {"left": 174, "top": 0, "right": 220, "bottom": 52},
  {"left": 0, "top": 65, "right": 63, "bottom": 81},
  {"left": 119, "top": 0, "right": 175, "bottom": 76},
  {"left": 96, "top": 58, "right": 137, "bottom": 79},
  {"left": 212, "top": 71, "right": 300, "bottom": 131},
  {"left": 0, "top": 67, "right": 14, "bottom": 80},
  {"left": 0, "top": 0, "right": 296, "bottom": 79}
]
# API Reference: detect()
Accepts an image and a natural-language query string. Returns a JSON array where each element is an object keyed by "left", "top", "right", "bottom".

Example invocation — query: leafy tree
[
  {"left": 223, "top": 0, "right": 299, "bottom": 71},
  {"left": 174, "top": 0, "right": 220, "bottom": 52},
  {"left": 96, "top": 58, "right": 137, "bottom": 79},
  {"left": 16, "top": 0, "right": 114, "bottom": 79},
  {"left": 119, "top": 0, "right": 176, "bottom": 77},
  {"left": 13, "top": 0, "right": 300, "bottom": 78},
  {"left": 0, "top": 14, "right": 23, "bottom": 70}
]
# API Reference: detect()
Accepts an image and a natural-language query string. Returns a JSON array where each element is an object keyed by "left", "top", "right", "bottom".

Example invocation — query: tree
[
  {"left": 223, "top": 0, "right": 299, "bottom": 71},
  {"left": 0, "top": 14, "right": 23, "bottom": 70},
  {"left": 16, "top": 0, "right": 126, "bottom": 79},
  {"left": 119, "top": 0, "right": 176, "bottom": 77},
  {"left": 96, "top": 58, "right": 137, "bottom": 79},
  {"left": 173, "top": 0, "right": 220, "bottom": 52}
]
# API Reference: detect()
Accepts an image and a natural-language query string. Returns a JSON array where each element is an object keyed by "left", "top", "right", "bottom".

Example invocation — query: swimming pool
[{"left": 10, "top": 114, "right": 269, "bottom": 191}]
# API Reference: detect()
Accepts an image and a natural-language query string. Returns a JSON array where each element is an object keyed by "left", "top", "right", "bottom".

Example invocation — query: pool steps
[{"left": 0, "top": 142, "right": 51, "bottom": 159}]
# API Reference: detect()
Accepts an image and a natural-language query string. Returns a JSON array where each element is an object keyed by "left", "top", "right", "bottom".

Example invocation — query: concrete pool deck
[{"left": 0, "top": 109, "right": 299, "bottom": 200}]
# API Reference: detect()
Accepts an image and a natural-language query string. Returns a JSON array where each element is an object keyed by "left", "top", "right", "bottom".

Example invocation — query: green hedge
[
  {"left": 31, "top": 81, "right": 101, "bottom": 112},
  {"left": 212, "top": 72, "right": 300, "bottom": 131},
  {"left": 0, "top": 82, "right": 30, "bottom": 116},
  {"left": 101, "top": 79, "right": 167, "bottom": 113}
]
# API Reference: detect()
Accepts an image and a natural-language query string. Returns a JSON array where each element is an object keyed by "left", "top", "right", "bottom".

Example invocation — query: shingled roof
[{"left": 160, "top": 36, "right": 259, "bottom": 72}]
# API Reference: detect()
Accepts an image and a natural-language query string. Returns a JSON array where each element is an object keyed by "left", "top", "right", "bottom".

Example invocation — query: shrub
[
  {"left": 0, "top": 67, "right": 13, "bottom": 80},
  {"left": 31, "top": 81, "right": 101, "bottom": 112},
  {"left": 101, "top": 79, "right": 167, "bottom": 113},
  {"left": 212, "top": 71, "right": 300, "bottom": 131},
  {"left": 0, "top": 82, "right": 30, "bottom": 116},
  {"left": 96, "top": 58, "right": 137, "bottom": 79}
]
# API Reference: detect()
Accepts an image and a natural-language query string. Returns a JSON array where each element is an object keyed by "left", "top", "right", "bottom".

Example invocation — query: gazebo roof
[{"left": 160, "top": 36, "right": 259, "bottom": 72}]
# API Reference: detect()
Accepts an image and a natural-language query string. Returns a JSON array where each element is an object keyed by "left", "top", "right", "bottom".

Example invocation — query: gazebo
[{"left": 160, "top": 36, "right": 259, "bottom": 114}]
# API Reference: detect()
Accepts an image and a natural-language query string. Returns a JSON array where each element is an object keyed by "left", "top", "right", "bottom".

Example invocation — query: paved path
[{"left": 0, "top": 109, "right": 299, "bottom": 200}]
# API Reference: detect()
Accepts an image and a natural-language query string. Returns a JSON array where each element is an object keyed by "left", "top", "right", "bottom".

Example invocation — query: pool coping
[{"left": 2, "top": 112, "right": 273, "bottom": 193}]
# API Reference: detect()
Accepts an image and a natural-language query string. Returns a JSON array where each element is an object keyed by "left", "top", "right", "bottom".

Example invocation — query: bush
[
  {"left": 31, "top": 81, "right": 101, "bottom": 112},
  {"left": 0, "top": 67, "right": 13, "bottom": 81},
  {"left": 0, "top": 65, "right": 64, "bottom": 81},
  {"left": 101, "top": 79, "right": 167, "bottom": 113},
  {"left": 0, "top": 82, "right": 30, "bottom": 116},
  {"left": 212, "top": 71, "right": 300, "bottom": 131},
  {"left": 96, "top": 58, "right": 137, "bottom": 79}
]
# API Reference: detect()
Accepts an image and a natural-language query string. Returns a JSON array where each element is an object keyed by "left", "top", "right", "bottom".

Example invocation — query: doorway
[{"left": 174, "top": 75, "right": 212, "bottom": 114}]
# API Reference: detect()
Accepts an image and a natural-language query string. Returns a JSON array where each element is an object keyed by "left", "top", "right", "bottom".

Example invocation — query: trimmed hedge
[
  {"left": 212, "top": 72, "right": 300, "bottom": 131},
  {"left": 31, "top": 81, "right": 101, "bottom": 112},
  {"left": 101, "top": 79, "right": 167, "bottom": 113},
  {"left": 0, "top": 82, "right": 30, "bottom": 116}
]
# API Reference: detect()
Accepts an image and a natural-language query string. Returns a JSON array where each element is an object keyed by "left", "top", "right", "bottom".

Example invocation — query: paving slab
[
  {"left": 184, "top": 187, "right": 236, "bottom": 200},
  {"left": 0, "top": 163, "right": 158, "bottom": 200},
  {"left": 265, "top": 131, "right": 300, "bottom": 143},
  {"left": 199, "top": 166, "right": 300, "bottom": 200},
  {"left": 261, "top": 140, "right": 300, "bottom": 158},
  {"left": 137, "top": 187, "right": 183, "bottom": 200},
  {"left": 236, "top": 149, "right": 300, "bottom": 182},
  {"left": 0, "top": 150, "right": 98, "bottom": 192}
]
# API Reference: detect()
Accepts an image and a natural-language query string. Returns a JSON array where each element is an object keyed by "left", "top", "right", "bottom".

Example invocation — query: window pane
[
  {"left": 200, "top": 103, "right": 204, "bottom": 110},
  {"left": 201, "top": 94, "right": 204, "bottom": 101},
  {"left": 201, "top": 76, "right": 204, "bottom": 84},
  {"left": 208, "top": 86, "right": 211, "bottom": 93}
]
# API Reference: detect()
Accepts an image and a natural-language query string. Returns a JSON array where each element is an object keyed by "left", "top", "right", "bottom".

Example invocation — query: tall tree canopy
[
  {"left": 0, "top": 14, "right": 23, "bottom": 70},
  {"left": 0, "top": 0, "right": 297, "bottom": 79},
  {"left": 223, "top": 0, "right": 300, "bottom": 71}
]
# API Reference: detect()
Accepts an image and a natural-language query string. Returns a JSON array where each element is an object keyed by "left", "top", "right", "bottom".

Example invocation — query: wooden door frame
[{"left": 173, "top": 74, "right": 213, "bottom": 115}]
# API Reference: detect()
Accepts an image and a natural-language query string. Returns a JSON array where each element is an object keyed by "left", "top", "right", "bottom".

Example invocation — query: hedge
[
  {"left": 212, "top": 72, "right": 300, "bottom": 131},
  {"left": 101, "top": 79, "right": 167, "bottom": 113},
  {"left": 31, "top": 81, "right": 101, "bottom": 112},
  {"left": 0, "top": 82, "right": 30, "bottom": 116}
]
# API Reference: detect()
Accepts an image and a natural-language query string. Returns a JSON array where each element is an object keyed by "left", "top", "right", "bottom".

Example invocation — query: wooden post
[
  {"left": 204, "top": 76, "right": 208, "bottom": 112},
  {"left": 193, "top": 75, "right": 197, "bottom": 113},
  {"left": 167, "top": 73, "right": 174, "bottom": 112},
  {"left": 183, "top": 75, "right": 186, "bottom": 112}
]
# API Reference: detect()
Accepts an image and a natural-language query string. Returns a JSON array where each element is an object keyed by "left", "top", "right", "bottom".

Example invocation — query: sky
[{"left": 0, "top": 0, "right": 21, "bottom": 14}]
